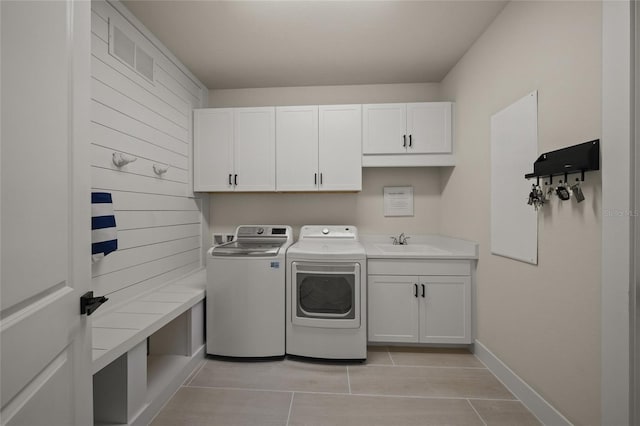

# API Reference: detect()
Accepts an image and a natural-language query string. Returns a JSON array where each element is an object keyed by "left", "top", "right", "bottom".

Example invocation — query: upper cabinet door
[
  {"left": 233, "top": 107, "right": 276, "bottom": 191},
  {"left": 406, "top": 102, "right": 452, "bottom": 154},
  {"left": 193, "top": 108, "right": 234, "bottom": 191},
  {"left": 362, "top": 103, "right": 407, "bottom": 154},
  {"left": 319, "top": 105, "right": 362, "bottom": 191},
  {"left": 276, "top": 106, "right": 319, "bottom": 191}
]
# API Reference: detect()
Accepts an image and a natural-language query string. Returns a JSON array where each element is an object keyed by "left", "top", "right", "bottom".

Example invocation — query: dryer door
[{"left": 291, "top": 261, "right": 361, "bottom": 329}]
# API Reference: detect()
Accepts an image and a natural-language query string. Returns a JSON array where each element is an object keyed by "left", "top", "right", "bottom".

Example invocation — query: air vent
[
  {"left": 109, "top": 19, "right": 154, "bottom": 83},
  {"left": 135, "top": 46, "right": 154, "bottom": 82}
]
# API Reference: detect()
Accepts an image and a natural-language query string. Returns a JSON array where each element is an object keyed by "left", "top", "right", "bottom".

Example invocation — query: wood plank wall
[{"left": 90, "top": 0, "right": 207, "bottom": 304}]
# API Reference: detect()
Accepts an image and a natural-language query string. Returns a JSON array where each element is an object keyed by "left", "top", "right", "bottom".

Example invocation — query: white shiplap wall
[{"left": 90, "top": 0, "right": 207, "bottom": 304}]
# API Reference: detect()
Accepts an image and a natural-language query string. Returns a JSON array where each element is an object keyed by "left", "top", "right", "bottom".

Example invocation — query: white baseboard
[{"left": 474, "top": 340, "right": 572, "bottom": 426}]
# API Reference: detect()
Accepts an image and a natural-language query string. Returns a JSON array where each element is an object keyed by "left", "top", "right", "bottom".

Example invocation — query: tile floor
[{"left": 151, "top": 346, "right": 541, "bottom": 426}]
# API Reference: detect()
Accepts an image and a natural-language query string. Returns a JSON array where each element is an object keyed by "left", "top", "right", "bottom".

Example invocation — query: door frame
[{"left": 601, "top": 1, "right": 636, "bottom": 424}]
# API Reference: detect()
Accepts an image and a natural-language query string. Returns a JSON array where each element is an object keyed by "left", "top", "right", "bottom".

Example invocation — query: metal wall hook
[
  {"left": 112, "top": 152, "right": 137, "bottom": 167},
  {"left": 153, "top": 164, "right": 169, "bottom": 176}
]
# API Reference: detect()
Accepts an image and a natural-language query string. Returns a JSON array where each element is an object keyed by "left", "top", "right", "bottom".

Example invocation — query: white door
[
  {"left": 275, "top": 106, "right": 318, "bottom": 191},
  {"left": 419, "top": 276, "right": 471, "bottom": 344},
  {"left": 406, "top": 102, "right": 452, "bottom": 154},
  {"left": 368, "top": 276, "right": 419, "bottom": 343},
  {"left": 318, "top": 105, "right": 362, "bottom": 191},
  {"left": 233, "top": 107, "right": 276, "bottom": 191},
  {"left": 1, "top": 1, "right": 92, "bottom": 425},
  {"left": 193, "top": 108, "right": 234, "bottom": 191},
  {"left": 362, "top": 104, "right": 407, "bottom": 154}
]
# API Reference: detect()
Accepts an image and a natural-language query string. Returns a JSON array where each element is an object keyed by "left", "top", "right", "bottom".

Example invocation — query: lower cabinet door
[
  {"left": 419, "top": 276, "right": 471, "bottom": 344},
  {"left": 368, "top": 275, "right": 420, "bottom": 343}
]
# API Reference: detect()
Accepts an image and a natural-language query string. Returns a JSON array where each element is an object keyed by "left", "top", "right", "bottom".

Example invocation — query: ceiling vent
[{"left": 109, "top": 19, "right": 154, "bottom": 84}]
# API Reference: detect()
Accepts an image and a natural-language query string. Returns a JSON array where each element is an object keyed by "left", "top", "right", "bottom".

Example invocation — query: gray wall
[{"left": 439, "top": 2, "right": 602, "bottom": 424}]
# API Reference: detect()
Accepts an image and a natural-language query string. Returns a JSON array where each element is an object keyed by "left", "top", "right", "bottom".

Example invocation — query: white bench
[{"left": 91, "top": 269, "right": 206, "bottom": 426}]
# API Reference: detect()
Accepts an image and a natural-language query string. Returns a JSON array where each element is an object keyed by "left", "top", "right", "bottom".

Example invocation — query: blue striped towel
[{"left": 92, "top": 192, "right": 118, "bottom": 262}]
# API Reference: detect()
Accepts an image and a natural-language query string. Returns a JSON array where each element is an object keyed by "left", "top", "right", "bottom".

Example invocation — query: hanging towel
[{"left": 92, "top": 192, "right": 118, "bottom": 263}]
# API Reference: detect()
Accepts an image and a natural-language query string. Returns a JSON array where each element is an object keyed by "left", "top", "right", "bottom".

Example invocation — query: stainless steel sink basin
[{"left": 374, "top": 244, "right": 451, "bottom": 256}]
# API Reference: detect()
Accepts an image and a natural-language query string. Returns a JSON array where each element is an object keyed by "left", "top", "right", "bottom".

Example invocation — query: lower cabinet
[{"left": 368, "top": 262, "right": 472, "bottom": 344}]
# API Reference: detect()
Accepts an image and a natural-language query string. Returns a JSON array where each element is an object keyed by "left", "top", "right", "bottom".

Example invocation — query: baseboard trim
[{"left": 473, "top": 340, "right": 572, "bottom": 426}]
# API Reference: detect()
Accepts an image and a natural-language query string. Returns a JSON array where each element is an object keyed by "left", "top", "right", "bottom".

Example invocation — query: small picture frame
[{"left": 383, "top": 186, "right": 414, "bottom": 217}]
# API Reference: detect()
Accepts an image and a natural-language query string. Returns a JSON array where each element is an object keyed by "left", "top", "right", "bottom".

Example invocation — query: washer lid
[{"left": 212, "top": 240, "right": 284, "bottom": 257}]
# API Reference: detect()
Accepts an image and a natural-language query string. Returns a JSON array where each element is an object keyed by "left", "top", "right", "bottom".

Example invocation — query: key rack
[{"left": 525, "top": 139, "right": 600, "bottom": 184}]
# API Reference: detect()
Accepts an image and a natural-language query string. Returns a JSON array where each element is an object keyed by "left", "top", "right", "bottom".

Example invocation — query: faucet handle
[{"left": 390, "top": 236, "right": 398, "bottom": 245}]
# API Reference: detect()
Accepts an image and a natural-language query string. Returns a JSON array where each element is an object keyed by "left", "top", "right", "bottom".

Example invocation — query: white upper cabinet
[
  {"left": 194, "top": 107, "right": 275, "bottom": 192},
  {"left": 318, "top": 104, "right": 362, "bottom": 191},
  {"left": 406, "top": 103, "right": 452, "bottom": 154},
  {"left": 276, "top": 106, "right": 319, "bottom": 191},
  {"left": 234, "top": 107, "right": 276, "bottom": 191},
  {"left": 194, "top": 108, "right": 234, "bottom": 192},
  {"left": 362, "top": 102, "right": 454, "bottom": 167},
  {"left": 276, "top": 104, "right": 362, "bottom": 192},
  {"left": 362, "top": 103, "right": 407, "bottom": 154}
]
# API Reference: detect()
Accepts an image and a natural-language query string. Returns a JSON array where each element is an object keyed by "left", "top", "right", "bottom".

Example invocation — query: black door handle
[
  {"left": 409, "top": 134, "right": 413, "bottom": 147},
  {"left": 228, "top": 174, "right": 232, "bottom": 185},
  {"left": 414, "top": 283, "right": 418, "bottom": 298},
  {"left": 80, "top": 291, "right": 108, "bottom": 316},
  {"left": 314, "top": 173, "right": 317, "bottom": 185},
  {"left": 403, "top": 135, "right": 407, "bottom": 147},
  {"left": 320, "top": 173, "right": 323, "bottom": 185},
  {"left": 234, "top": 174, "right": 238, "bottom": 186},
  {"left": 421, "top": 284, "right": 425, "bottom": 298}
]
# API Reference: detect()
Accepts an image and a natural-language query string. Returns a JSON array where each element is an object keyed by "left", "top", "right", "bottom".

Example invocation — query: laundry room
[{"left": 1, "top": 1, "right": 637, "bottom": 426}]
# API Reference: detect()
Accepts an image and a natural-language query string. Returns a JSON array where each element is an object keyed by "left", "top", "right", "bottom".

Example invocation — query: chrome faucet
[{"left": 390, "top": 233, "right": 410, "bottom": 245}]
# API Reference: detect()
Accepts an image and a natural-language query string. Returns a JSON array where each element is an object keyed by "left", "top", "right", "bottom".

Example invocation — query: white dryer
[
  {"left": 207, "top": 225, "right": 293, "bottom": 357},
  {"left": 286, "top": 225, "right": 367, "bottom": 360}
]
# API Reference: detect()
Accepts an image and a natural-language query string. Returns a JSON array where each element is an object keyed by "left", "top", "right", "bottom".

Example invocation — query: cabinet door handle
[
  {"left": 320, "top": 173, "right": 323, "bottom": 185},
  {"left": 409, "top": 134, "right": 413, "bottom": 148},
  {"left": 403, "top": 134, "right": 407, "bottom": 147},
  {"left": 234, "top": 174, "right": 238, "bottom": 186},
  {"left": 228, "top": 174, "right": 232, "bottom": 185},
  {"left": 421, "top": 283, "right": 425, "bottom": 298},
  {"left": 414, "top": 283, "right": 418, "bottom": 298},
  {"left": 314, "top": 173, "right": 317, "bottom": 185}
]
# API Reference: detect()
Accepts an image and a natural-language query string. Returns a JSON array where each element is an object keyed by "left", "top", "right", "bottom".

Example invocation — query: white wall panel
[
  {"left": 92, "top": 167, "right": 187, "bottom": 197},
  {"left": 117, "top": 224, "right": 200, "bottom": 250},
  {"left": 91, "top": 0, "right": 205, "bottom": 302},
  {"left": 92, "top": 55, "right": 189, "bottom": 129},
  {"left": 91, "top": 123, "right": 188, "bottom": 170},
  {"left": 91, "top": 78, "right": 188, "bottom": 142},
  {"left": 92, "top": 236, "right": 200, "bottom": 277},
  {"left": 93, "top": 250, "right": 200, "bottom": 296},
  {"left": 108, "top": 191, "right": 199, "bottom": 211},
  {"left": 114, "top": 211, "right": 201, "bottom": 230},
  {"left": 92, "top": 101, "right": 188, "bottom": 156}
]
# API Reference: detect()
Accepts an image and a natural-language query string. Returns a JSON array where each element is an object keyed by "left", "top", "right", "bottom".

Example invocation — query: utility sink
[{"left": 374, "top": 244, "right": 452, "bottom": 256}]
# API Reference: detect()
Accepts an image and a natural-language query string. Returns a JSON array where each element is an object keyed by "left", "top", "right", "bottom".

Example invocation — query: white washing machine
[
  {"left": 286, "top": 225, "right": 367, "bottom": 360},
  {"left": 207, "top": 225, "right": 293, "bottom": 357}
]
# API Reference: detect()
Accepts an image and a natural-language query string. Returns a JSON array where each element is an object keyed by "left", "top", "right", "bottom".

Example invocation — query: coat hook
[
  {"left": 153, "top": 164, "right": 169, "bottom": 176},
  {"left": 112, "top": 152, "right": 137, "bottom": 167}
]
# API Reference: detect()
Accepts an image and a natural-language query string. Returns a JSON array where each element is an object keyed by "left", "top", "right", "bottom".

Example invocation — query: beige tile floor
[{"left": 151, "top": 346, "right": 541, "bottom": 426}]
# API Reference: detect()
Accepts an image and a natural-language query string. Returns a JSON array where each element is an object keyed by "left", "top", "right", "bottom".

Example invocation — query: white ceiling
[{"left": 123, "top": 1, "right": 508, "bottom": 90}]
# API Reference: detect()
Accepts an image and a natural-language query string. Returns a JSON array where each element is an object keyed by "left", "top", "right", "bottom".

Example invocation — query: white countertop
[{"left": 361, "top": 234, "right": 478, "bottom": 260}]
